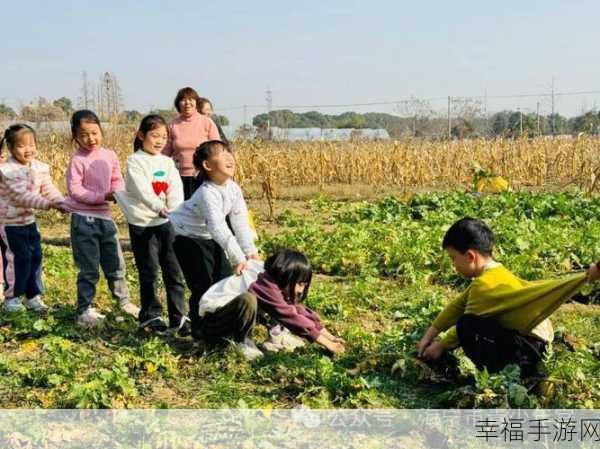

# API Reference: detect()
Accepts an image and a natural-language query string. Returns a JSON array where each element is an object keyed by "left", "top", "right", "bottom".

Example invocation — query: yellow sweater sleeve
[
  {"left": 439, "top": 326, "right": 459, "bottom": 349},
  {"left": 432, "top": 287, "right": 470, "bottom": 332},
  {"left": 466, "top": 267, "right": 587, "bottom": 335},
  {"left": 432, "top": 265, "right": 587, "bottom": 351}
]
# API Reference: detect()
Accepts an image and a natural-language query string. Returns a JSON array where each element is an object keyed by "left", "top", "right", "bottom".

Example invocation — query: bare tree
[
  {"left": 398, "top": 96, "right": 443, "bottom": 137},
  {"left": 450, "top": 97, "right": 485, "bottom": 138}
]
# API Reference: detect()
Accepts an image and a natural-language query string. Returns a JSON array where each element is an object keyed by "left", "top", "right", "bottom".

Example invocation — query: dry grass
[{"left": 22, "top": 128, "right": 600, "bottom": 196}]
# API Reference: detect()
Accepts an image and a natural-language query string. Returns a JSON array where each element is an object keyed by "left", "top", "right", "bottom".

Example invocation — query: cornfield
[{"left": 24, "top": 128, "right": 600, "bottom": 194}]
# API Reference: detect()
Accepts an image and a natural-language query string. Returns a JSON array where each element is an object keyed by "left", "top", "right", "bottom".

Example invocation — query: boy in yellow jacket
[{"left": 418, "top": 218, "right": 599, "bottom": 377}]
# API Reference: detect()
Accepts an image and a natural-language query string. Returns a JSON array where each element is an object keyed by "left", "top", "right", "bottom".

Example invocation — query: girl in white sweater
[{"left": 114, "top": 115, "right": 188, "bottom": 335}]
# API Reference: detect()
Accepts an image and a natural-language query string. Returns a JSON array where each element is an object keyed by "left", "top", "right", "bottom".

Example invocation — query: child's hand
[
  {"left": 321, "top": 328, "right": 345, "bottom": 343},
  {"left": 324, "top": 339, "right": 346, "bottom": 355},
  {"left": 247, "top": 253, "right": 261, "bottom": 261},
  {"left": 417, "top": 336, "right": 432, "bottom": 358},
  {"left": 159, "top": 208, "right": 169, "bottom": 218},
  {"left": 417, "top": 326, "right": 440, "bottom": 358},
  {"left": 52, "top": 202, "right": 69, "bottom": 213},
  {"left": 587, "top": 262, "right": 600, "bottom": 283},
  {"left": 234, "top": 261, "right": 248, "bottom": 275},
  {"left": 317, "top": 334, "right": 346, "bottom": 355},
  {"left": 421, "top": 341, "right": 444, "bottom": 361}
]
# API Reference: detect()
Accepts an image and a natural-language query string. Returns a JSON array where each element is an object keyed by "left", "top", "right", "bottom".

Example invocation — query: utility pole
[
  {"left": 265, "top": 87, "right": 273, "bottom": 132},
  {"left": 518, "top": 107, "right": 523, "bottom": 134},
  {"left": 447, "top": 96, "right": 452, "bottom": 139},
  {"left": 484, "top": 88, "right": 489, "bottom": 137},
  {"left": 413, "top": 112, "right": 417, "bottom": 137},
  {"left": 243, "top": 105, "right": 247, "bottom": 126},
  {"left": 536, "top": 102, "right": 540, "bottom": 136},
  {"left": 104, "top": 72, "right": 112, "bottom": 118},
  {"left": 551, "top": 77, "right": 556, "bottom": 136}
]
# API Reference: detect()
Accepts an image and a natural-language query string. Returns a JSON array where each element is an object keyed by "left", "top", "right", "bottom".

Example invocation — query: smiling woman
[{"left": 163, "top": 87, "right": 220, "bottom": 199}]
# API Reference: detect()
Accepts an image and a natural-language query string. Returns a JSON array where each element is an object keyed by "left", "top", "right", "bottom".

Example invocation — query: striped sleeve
[
  {"left": 39, "top": 164, "right": 65, "bottom": 204},
  {"left": 4, "top": 169, "right": 52, "bottom": 210}
]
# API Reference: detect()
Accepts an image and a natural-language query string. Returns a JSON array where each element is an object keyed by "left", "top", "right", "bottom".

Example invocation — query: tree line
[
  {"left": 253, "top": 109, "right": 600, "bottom": 138},
  {"left": 4, "top": 98, "right": 600, "bottom": 139}
]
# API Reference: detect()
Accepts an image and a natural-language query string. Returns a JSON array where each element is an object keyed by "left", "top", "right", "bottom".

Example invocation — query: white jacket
[{"left": 169, "top": 179, "right": 258, "bottom": 264}]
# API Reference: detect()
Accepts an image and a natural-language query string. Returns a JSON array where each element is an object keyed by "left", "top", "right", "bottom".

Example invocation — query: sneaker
[
  {"left": 264, "top": 326, "right": 306, "bottom": 352},
  {"left": 119, "top": 301, "right": 140, "bottom": 318},
  {"left": 24, "top": 295, "right": 48, "bottom": 312},
  {"left": 3, "top": 297, "right": 25, "bottom": 313},
  {"left": 77, "top": 307, "right": 106, "bottom": 328},
  {"left": 168, "top": 316, "right": 192, "bottom": 337},
  {"left": 236, "top": 338, "right": 264, "bottom": 361},
  {"left": 139, "top": 316, "right": 168, "bottom": 333}
]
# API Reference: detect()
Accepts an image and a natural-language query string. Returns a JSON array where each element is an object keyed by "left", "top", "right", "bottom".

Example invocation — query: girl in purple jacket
[{"left": 198, "top": 249, "right": 346, "bottom": 360}]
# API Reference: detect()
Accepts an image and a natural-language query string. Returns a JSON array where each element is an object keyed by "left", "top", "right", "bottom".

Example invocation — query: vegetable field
[{"left": 0, "top": 191, "right": 598, "bottom": 409}]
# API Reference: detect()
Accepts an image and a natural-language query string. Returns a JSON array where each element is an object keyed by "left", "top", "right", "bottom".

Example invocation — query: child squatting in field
[
  {"left": 198, "top": 248, "right": 346, "bottom": 360},
  {"left": 417, "top": 217, "right": 600, "bottom": 377}
]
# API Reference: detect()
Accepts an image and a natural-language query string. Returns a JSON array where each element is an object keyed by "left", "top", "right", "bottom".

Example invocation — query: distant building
[{"left": 220, "top": 126, "right": 390, "bottom": 141}]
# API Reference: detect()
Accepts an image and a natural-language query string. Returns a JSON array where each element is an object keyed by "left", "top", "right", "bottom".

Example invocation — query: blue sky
[{"left": 3, "top": 0, "right": 599, "bottom": 125}]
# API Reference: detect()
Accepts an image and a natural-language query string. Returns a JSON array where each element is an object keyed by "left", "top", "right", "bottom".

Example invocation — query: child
[
  {"left": 417, "top": 217, "right": 600, "bottom": 377},
  {"left": 169, "top": 139, "right": 258, "bottom": 338},
  {"left": 113, "top": 114, "right": 188, "bottom": 334},
  {"left": 0, "top": 124, "right": 67, "bottom": 312},
  {"left": 199, "top": 249, "right": 346, "bottom": 360},
  {"left": 64, "top": 110, "right": 139, "bottom": 327}
]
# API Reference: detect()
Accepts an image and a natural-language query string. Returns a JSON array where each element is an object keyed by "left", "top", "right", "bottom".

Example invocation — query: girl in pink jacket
[{"left": 65, "top": 110, "right": 139, "bottom": 327}]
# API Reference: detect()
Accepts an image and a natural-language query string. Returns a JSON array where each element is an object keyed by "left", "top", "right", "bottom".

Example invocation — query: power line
[{"left": 216, "top": 89, "right": 600, "bottom": 113}]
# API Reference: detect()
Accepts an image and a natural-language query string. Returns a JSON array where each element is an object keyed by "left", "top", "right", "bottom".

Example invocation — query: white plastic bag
[{"left": 198, "top": 260, "right": 264, "bottom": 317}]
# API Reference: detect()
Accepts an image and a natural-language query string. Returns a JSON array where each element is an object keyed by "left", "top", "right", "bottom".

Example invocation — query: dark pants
[
  {"left": 0, "top": 223, "right": 43, "bottom": 299},
  {"left": 70, "top": 214, "right": 130, "bottom": 313},
  {"left": 129, "top": 222, "right": 186, "bottom": 327},
  {"left": 181, "top": 176, "right": 198, "bottom": 200},
  {"left": 200, "top": 293, "right": 257, "bottom": 343},
  {"left": 173, "top": 236, "right": 232, "bottom": 333},
  {"left": 456, "top": 314, "right": 546, "bottom": 377}
]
